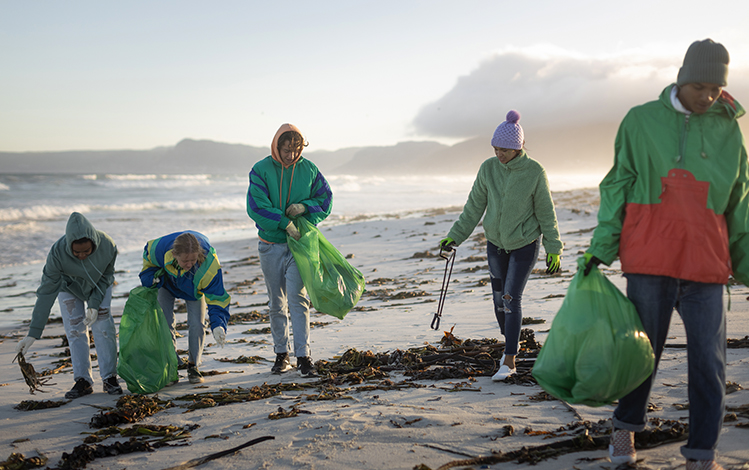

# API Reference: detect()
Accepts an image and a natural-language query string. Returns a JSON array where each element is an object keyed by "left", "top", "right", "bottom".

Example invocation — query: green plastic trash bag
[
  {"left": 287, "top": 217, "right": 365, "bottom": 319},
  {"left": 531, "top": 258, "right": 655, "bottom": 406},
  {"left": 117, "top": 286, "right": 179, "bottom": 394}
]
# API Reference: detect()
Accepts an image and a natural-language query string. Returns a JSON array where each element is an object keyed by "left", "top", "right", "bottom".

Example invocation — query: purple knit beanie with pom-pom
[{"left": 491, "top": 110, "right": 524, "bottom": 150}]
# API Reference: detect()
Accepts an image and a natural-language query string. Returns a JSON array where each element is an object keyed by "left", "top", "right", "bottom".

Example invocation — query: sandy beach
[{"left": 1, "top": 190, "right": 748, "bottom": 470}]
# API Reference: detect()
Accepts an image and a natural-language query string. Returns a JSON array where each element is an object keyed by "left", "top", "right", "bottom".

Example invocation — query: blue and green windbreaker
[
  {"left": 247, "top": 124, "right": 333, "bottom": 243},
  {"left": 139, "top": 231, "right": 230, "bottom": 331}
]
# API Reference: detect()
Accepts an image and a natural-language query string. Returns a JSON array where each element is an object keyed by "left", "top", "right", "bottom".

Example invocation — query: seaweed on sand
[
  {"left": 14, "top": 399, "right": 69, "bottom": 411},
  {"left": 0, "top": 452, "right": 48, "bottom": 469},
  {"left": 13, "top": 353, "right": 55, "bottom": 394},
  {"left": 89, "top": 395, "right": 173, "bottom": 429}
]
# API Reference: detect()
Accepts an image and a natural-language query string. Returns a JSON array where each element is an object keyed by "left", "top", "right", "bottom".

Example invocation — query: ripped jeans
[
  {"left": 58, "top": 286, "right": 117, "bottom": 386},
  {"left": 486, "top": 239, "right": 540, "bottom": 356}
]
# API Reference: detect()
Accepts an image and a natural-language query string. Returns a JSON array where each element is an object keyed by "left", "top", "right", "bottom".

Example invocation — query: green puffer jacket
[
  {"left": 28, "top": 212, "right": 118, "bottom": 339},
  {"left": 589, "top": 84, "right": 749, "bottom": 285},
  {"left": 448, "top": 151, "right": 563, "bottom": 256}
]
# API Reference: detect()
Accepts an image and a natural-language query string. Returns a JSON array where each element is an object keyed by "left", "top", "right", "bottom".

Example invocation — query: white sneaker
[
  {"left": 609, "top": 429, "right": 636, "bottom": 464},
  {"left": 492, "top": 354, "right": 516, "bottom": 381}
]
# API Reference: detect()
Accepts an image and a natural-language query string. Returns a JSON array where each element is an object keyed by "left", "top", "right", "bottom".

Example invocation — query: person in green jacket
[
  {"left": 440, "top": 110, "right": 563, "bottom": 381},
  {"left": 585, "top": 39, "right": 748, "bottom": 469},
  {"left": 247, "top": 123, "right": 333, "bottom": 377},
  {"left": 15, "top": 212, "right": 122, "bottom": 399}
]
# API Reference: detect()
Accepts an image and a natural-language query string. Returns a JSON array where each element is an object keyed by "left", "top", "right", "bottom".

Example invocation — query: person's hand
[
  {"left": 285, "top": 204, "right": 305, "bottom": 217},
  {"left": 84, "top": 308, "right": 99, "bottom": 327},
  {"left": 583, "top": 252, "right": 602, "bottom": 276},
  {"left": 16, "top": 336, "right": 36, "bottom": 356},
  {"left": 213, "top": 327, "right": 226, "bottom": 347},
  {"left": 286, "top": 221, "right": 301, "bottom": 241},
  {"left": 545, "top": 253, "right": 561, "bottom": 274},
  {"left": 152, "top": 276, "right": 161, "bottom": 287},
  {"left": 439, "top": 237, "right": 456, "bottom": 252}
]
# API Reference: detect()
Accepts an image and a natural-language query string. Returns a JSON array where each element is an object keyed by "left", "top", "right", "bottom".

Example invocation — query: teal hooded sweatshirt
[{"left": 28, "top": 212, "right": 118, "bottom": 339}]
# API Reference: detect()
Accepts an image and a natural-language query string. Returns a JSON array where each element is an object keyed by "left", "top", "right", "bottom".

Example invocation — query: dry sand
[{"left": 1, "top": 190, "right": 748, "bottom": 470}]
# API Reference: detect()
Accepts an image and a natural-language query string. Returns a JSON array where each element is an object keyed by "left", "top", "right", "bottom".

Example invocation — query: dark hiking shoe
[
  {"left": 297, "top": 356, "right": 316, "bottom": 378},
  {"left": 187, "top": 365, "right": 204, "bottom": 384},
  {"left": 103, "top": 376, "right": 123, "bottom": 395},
  {"left": 271, "top": 352, "right": 292, "bottom": 374},
  {"left": 65, "top": 378, "right": 93, "bottom": 399}
]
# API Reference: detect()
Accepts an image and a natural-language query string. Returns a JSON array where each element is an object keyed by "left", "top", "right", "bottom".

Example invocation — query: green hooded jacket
[
  {"left": 28, "top": 212, "right": 118, "bottom": 339},
  {"left": 447, "top": 151, "right": 563, "bottom": 255},
  {"left": 589, "top": 84, "right": 749, "bottom": 285}
]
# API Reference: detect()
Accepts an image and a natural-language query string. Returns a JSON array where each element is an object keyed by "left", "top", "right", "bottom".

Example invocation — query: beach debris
[
  {"left": 13, "top": 352, "right": 55, "bottom": 394},
  {"left": 268, "top": 405, "right": 311, "bottom": 420},
  {"left": 174, "top": 382, "right": 316, "bottom": 409},
  {"left": 242, "top": 327, "right": 271, "bottom": 335},
  {"left": 89, "top": 395, "right": 173, "bottom": 429},
  {"left": 227, "top": 311, "right": 268, "bottom": 324},
  {"left": 0, "top": 452, "right": 48, "bottom": 469},
  {"left": 726, "top": 381, "right": 744, "bottom": 394},
  {"left": 521, "top": 317, "right": 545, "bottom": 325},
  {"left": 14, "top": 399, "right": 69, "bottom": 411},
  {"left": 158, "top": 436, "right": 275, "bottom": 470},
  {"left": 215, "top": 355, "right": 268, "bottom": 364},
  {"left": 83, "top": 424, "right": 199, "bottom": 444},
  {"left": 55, "top": 438, "right": 155, "bottom": 470},
  {"left": 420, "top": 418, "right": 688, "bottom": 469},
  {"left": 728, "top": 335, "right": 749, "bottom": 348}
]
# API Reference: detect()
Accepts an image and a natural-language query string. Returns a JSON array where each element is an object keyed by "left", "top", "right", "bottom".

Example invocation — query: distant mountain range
[{"left": 0, "top": 123, "right": 618, "bottom": 176}]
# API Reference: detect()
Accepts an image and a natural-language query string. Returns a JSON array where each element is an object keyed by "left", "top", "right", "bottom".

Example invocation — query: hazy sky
[{"left": 2, "top": 1, "right": 749, "bottom": 152}]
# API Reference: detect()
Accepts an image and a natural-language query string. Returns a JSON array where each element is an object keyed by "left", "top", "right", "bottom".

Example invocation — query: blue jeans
[
  {"left": 613, "top": 274, "right": 725, "bottom": 461},
  {"left": 486, "top": 239, "right": 540, "bottom": 356},
  {"left": 258, "top": 241, "right": 311, "bottom": 358},
  {"left": 158, "top": 287, "right": 207, "bottom": 366},
  {"left": 58, "top": 286, "right": 117, "bottom": 385}
]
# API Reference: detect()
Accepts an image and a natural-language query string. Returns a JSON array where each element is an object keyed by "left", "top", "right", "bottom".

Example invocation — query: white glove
[
  {"left": 285, "top": 203, "right": 306, "bottom": 217},
  {"left": 152, "top": 276, "right": 161, "bottom": 287},
  {"left": 84, "top": 307, "right": 99, "bottom": 327},
  {"left": 286, "top": 221, "right": 301, "bottom": 241},
  {"left": 213, "top": 327, "right": 226, "bottom": 347},
  {"left": 16, "top": 336, "right": 36, "bottom": 356}
]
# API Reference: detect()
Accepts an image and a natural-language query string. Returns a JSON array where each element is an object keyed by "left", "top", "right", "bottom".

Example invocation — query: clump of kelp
[
  {"left": 0, "top": 451, "right": 47, "bottom": 469},
  {"left": 13, "top": 352, "right": 55, "bottom": 394},
  {"left": 14, "top": 399, "right": 69, "bottom": 411},
  {"left": 416, "top": 418, "right": 690, "bottom": 470},
  {"left": 89, "top": 395, "right": 173, "bottom": 428}
]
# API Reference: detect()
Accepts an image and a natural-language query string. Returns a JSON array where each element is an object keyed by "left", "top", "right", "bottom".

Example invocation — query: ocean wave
[{"left": 0, "top": 183, "right": 10, "bottom": 190}]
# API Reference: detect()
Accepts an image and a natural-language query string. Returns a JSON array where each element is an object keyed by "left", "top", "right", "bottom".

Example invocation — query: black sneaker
[
  {"left": 103, "top": 376, "right": 123, "bottom": 395},
  {"left": 297, "top": 356, "right": 316, "bottom": 377},
  {"left": 271, "top": 352, "right": 292, "bottom": 374},
  {"left": 65, "top": 378, "right": 93, "bottom": 399},
  {"left": 187, "top": 364, "right": 204, "bottom": 384}
]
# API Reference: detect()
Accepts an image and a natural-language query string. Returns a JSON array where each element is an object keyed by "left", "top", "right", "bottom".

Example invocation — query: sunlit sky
[{"left": 2, "top": 1, "right": 749, "bottom": 152}]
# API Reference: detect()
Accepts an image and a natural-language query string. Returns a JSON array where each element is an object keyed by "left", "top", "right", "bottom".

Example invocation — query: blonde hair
[{"left": 172, "top": 233, "right": 206, "bottom": 265}]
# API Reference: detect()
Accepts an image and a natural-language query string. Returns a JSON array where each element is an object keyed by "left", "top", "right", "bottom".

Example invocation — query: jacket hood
[
  {"left": 65, "top": 212, "right": 101, "bottom": 256},
  {"left": 662, "top": 84, "right": 746, "bottom": 120},
  {"left": 271, "top": 123, "right": 304, "bottom": 168}
]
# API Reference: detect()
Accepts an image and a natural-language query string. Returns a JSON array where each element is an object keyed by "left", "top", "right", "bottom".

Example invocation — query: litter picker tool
[{"left": 431, "top": 246, "right": 456, "bottom": 330}]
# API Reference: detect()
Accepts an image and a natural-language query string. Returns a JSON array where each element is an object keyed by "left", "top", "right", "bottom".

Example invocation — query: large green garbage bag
[
  {"left": 287, "top": 217, "right": 365, "bottom": 319},
  {"left": 117, "top": 286, "right": 179, "bottom": 394},
  {"left": 531, "top": 258, "right": 655, "bottom": 406}
]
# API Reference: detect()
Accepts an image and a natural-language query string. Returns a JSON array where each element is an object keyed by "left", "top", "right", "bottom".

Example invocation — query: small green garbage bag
[
  {"left": 117, "top": 286, "right": 178, "bottom": 394},
  {"left": 287, "top": 217, "right": 365, "bottom": 319},
  {"left": 531, "top": 258, "right": 655, "bottom": 406}
]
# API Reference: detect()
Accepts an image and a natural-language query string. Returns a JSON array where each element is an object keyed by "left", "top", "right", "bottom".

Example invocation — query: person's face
[
  {"left": 174, "top": 252, "right": 199, "bottom": 271},
  {"left": 71, "top": 240, "right": 93, "bottom": 260},
  {"left": 494, "top": 146, "right": 520, "bottom": 164},
  {"left": 278, "top": 141, "right": 301, "bottom": 166},
  {"left": 678, "top": 82, "right": 723, "bottom": 114}
]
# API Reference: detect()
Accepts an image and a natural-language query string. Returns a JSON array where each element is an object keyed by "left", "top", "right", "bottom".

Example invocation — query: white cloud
[{"left": 412, "top": 49, "right": 749, "bottom": 139}]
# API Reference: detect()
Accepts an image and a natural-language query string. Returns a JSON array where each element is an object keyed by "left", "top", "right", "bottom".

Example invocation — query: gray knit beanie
[{"left": 676, "top": 39, "right": 729, "bottom": 87}]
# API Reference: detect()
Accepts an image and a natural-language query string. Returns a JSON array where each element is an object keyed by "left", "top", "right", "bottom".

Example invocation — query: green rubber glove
[
  {"left": 583, "top": 252, "right": 602, "bottom": 276},
  {"left": 545, "top": 253, "right": 561, "bottom": 274},
  {"left": 439, "top": 237, "right": 456, "bottom": 252}
]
